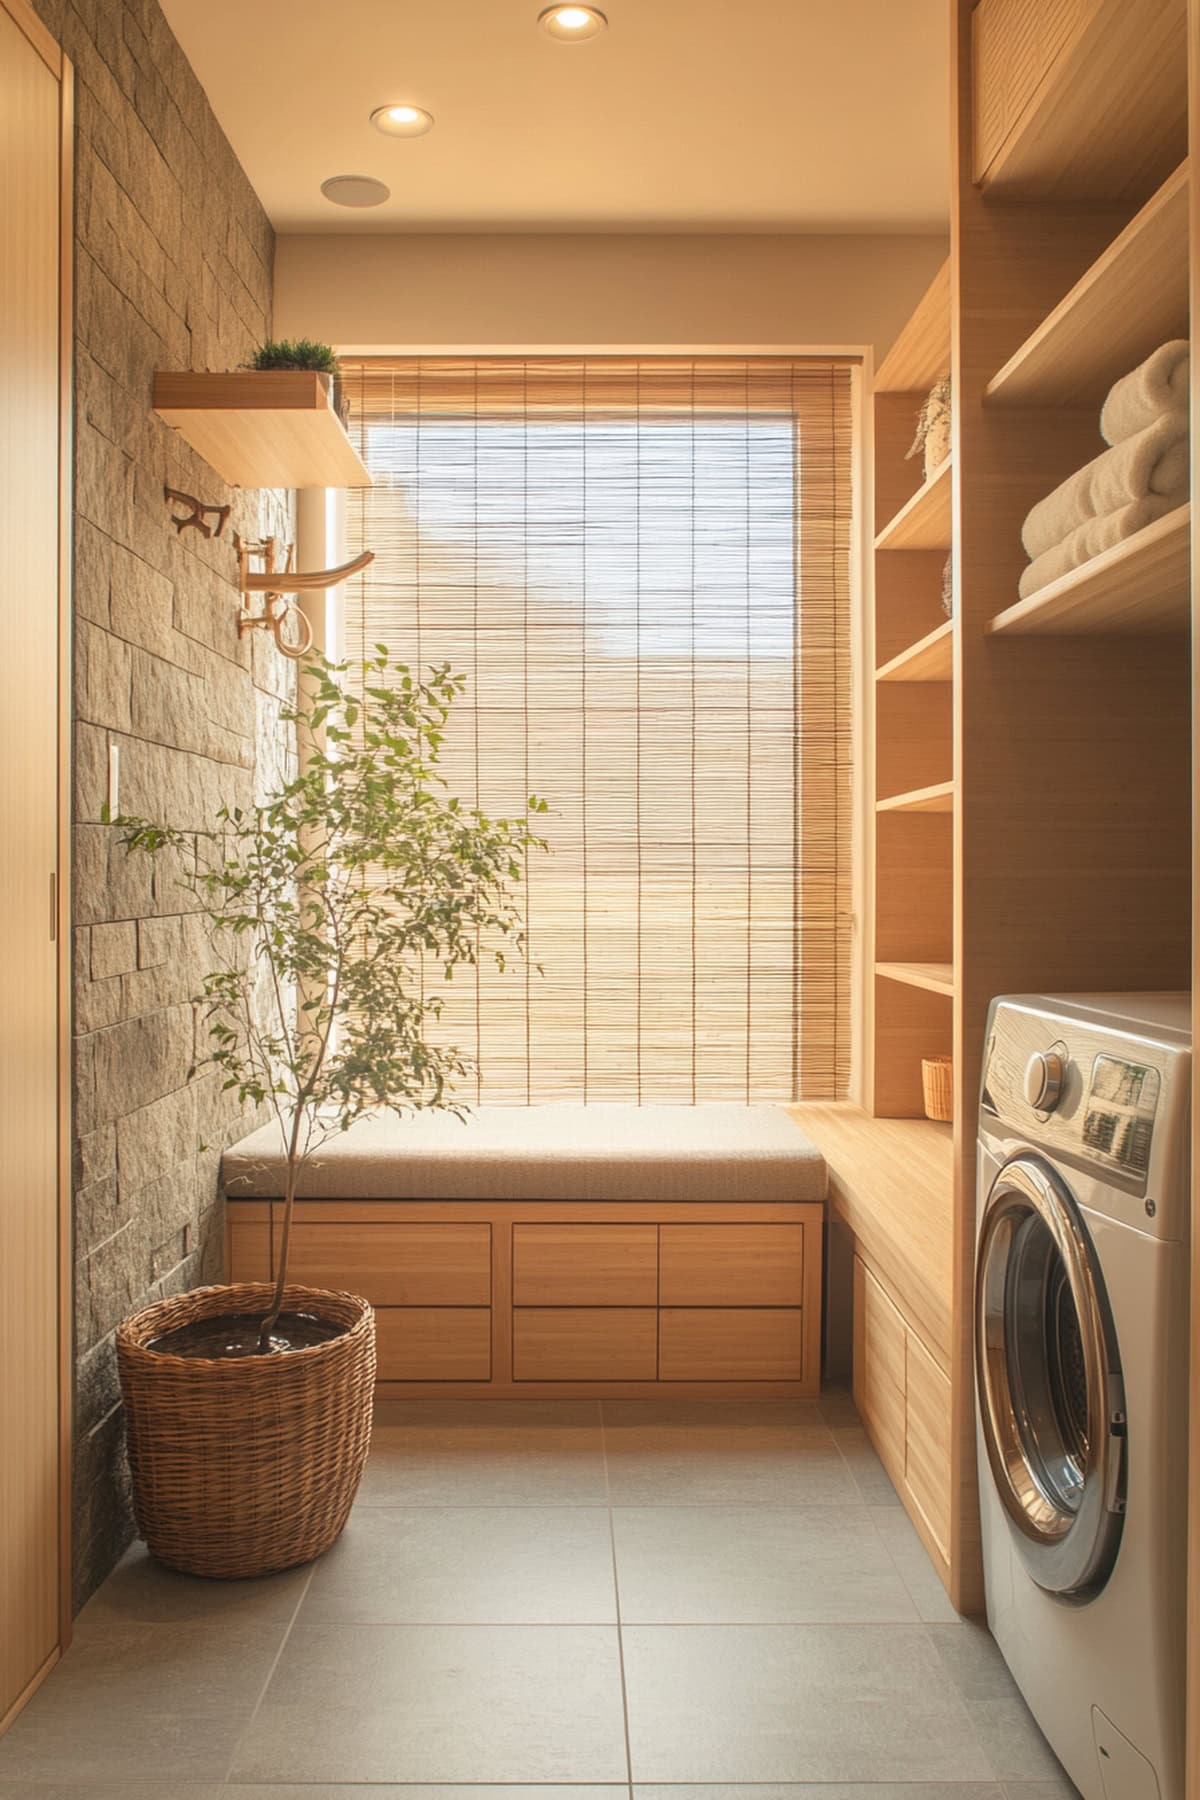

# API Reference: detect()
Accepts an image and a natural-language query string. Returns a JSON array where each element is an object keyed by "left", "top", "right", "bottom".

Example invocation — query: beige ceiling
[{"left": 160, "top": 0, "right": 950, "bottom": 234}]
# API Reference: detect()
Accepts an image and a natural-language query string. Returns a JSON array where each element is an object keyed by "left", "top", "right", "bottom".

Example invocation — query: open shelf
[
  {"left": 874, "top": 458, "right": 953, "bottom": 552},
  {"left": 988, "top": 504, "right": 1190, "bottom": 636},
  {"left": 986, "top": 164, "right": 1189, "bottom": 407},
  {"left": 876, "top": 619, "right": 953, "bottom": 683},
  {"left": 875, "top": 961, "right": 954, "bottom": 997},
  {"left": 153, "top": 371, "right": 372, "bottom": 490},
  {"left": 877, "top": 781, "right": 955, "bottom": 816},
  {"left": 875, "top": 259, "right": 951, "bottom": 393},
  {"left": 973, "top": 0, "right": 1187, "bottom": 199}
]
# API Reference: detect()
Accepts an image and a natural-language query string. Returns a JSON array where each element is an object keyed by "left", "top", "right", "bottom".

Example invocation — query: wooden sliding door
[{"left": 0, "top": 0, "right": 72, "bottom": 1732}]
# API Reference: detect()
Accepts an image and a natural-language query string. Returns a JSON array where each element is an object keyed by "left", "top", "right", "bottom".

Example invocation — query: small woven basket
[
  {"left": 116, "top": 1281, "right": 376, "bottom": 1580},
  {"left": 922, "top": 1055, "right": 954, "bottom": 1123}
]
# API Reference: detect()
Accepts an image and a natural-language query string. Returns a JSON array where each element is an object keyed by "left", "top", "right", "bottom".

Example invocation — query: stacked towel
[
  {"left": 1100, "top": 340, "right": 1190, "bottom": 445},
  {"left": 1017, "top": 341, "right": 1190, "bottom": 600}
]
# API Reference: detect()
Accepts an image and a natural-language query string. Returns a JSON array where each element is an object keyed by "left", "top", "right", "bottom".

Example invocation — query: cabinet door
[
  {"left": 853, "top": 1257, "right": 907, "bottom": 1479},
  {"left": 659, "top": 1308, "right": 805, "bottom": 1381},
  {"left": 513, "top": 1308, "right": 657, "bottom": 1381},
  {"left": 904, "top": 1327, "right": 953, "bottom": 1560},
  {"left": 374, "top": 1308, "right": 491, "bottom": 1381},
  {"left": 512, "top": 1225, "right": 657, "bottom": 1306}
]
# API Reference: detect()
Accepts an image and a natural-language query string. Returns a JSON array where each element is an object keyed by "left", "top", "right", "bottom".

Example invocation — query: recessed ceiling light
[
  {"left": 539, "top": 4, "right": 608, "bottom": 40},
  {"left": 320, "top": 174, "right": 391, "bottom": 208},
  {"left": 371, "top": 103, "right": 435, "bottom": 138}
]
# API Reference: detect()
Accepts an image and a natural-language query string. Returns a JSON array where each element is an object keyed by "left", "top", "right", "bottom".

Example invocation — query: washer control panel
[{"left": 1081, "top": 1055, "right": 1160, "bottom": 1177}]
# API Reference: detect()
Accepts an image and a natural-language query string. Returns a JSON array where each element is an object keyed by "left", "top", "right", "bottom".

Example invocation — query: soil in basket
[{"left": 149, "top": 1311, "right": 346, "bottom": 1359}]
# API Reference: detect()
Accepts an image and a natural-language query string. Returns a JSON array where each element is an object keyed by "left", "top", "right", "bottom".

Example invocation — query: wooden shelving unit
[
  {"left": 876, "top": 620, "right": 953, "bottom": 683},
  {"left": 876, "top": 780, "right": 955, "bottom": 815},
  {"left": 153, "top": 371, "right": 372, "bottom": 490},
  {"left": 874, "top": 457, "right": 952, "bottom": 551},
  {"left": 989, "top": 505, "right": 1191, "bottom": 635},
  {"left": 986, "top": 163, "right": 1189, "bottom": 407},
  {"left": 875, "top": 961, "right": 955, "bottom": 997},
  {"left": 972, "top": 0, "right": 1187, "bottom": 199}
]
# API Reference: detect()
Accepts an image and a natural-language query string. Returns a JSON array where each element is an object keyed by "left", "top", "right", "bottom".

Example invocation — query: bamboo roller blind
[{"left": 341, "top": 356, "right": 853, "bottom": 1103}]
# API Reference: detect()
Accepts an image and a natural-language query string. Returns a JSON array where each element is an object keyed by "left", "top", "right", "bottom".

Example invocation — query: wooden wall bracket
[
  {"left": 163, "top": 485, "right": 230, "bottom": 538},
  {"left": 233, "top": 535, "right": 375, "bottom": 660}
]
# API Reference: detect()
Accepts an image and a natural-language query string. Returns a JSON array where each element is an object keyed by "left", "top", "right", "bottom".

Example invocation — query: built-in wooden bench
[{"left": 222, "top": 1105, "right": 826, "bottom": 1398}]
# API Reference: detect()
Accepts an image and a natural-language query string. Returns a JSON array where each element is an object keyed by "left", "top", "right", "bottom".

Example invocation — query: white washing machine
[{"left": 976, "top": 993, "right": 1190, "bottom": 1800}]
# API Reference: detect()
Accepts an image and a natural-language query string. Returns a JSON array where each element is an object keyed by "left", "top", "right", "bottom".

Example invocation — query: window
[{"left": 341, "top": 357, "right": 853, "bottom": 1103}]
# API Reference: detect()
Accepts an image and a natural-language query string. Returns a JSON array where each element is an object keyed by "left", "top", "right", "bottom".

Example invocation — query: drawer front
[
  {"left": 229, "top": 1219, "right": 491, "bottom": 1306},
  {"left": 853, "top": 1257, "right": 907, "bottom": 1477},
  {"left": 375, "top": 1308, "right": 491, "bottom": 1381},
  {"left": 513, "top": 1225, "right": 658, "bottom": 1306},
  {"left": 972, "top": 0, "right": 1093, "bottom": 181},
  {"left": 659, "top": 1308, "right": 804, "bottom": 1381},
  {"left": 905, "top": 1327, "right": 953, "bottom": 1558},
  {"left": 513, "top": 1308, "right": 657, "bottom": 1381},
  {"left": 659, "top": 1224, "right": 804, "bottom": 1307}
]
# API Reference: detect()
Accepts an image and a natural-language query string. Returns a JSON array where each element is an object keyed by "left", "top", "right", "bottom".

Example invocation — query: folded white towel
[
  {"left": 1017, "top": 497, "right": 1182, "bottom": 600},
  {"left": 1021, "top": 410, "right": 1189, "bottom": 559},
  {"left": 1101, "top": 340, "right": 1190, "bottom": 445}
]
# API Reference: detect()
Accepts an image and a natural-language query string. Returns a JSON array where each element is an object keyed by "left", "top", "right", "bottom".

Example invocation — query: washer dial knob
[{"left": 1024, "top": 1049, "right": 1066, "bottom": 1113}]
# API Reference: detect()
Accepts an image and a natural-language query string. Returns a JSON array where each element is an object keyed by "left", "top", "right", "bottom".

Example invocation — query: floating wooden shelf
[
  {"left": 986, "top": 164, "right": 1189, "bottom": 407},
  {"left": 875, "top": 961, "right": 955, "bottom": 997},
  {"left": 876, "top": 619, "right": 953, "bottom": 683},
  {"left": 877, "top": 781, "right": 955, "bottom": 816},
  {"left": 973, "top": 0, "right": 1187, "bottom": 199},
  {"left": 875, "top": 259, "right": 951, "bottom": 393},
  {"left": 153, "top": 371, "right": 372, "bottom": 490},
  {"left": 988, "top": 505, "right": 1190, "bottom": 636},
  {"left": 789, "top": 1102, "right": 953, "bottom": 1367},
  {"left": 875, "top": 459, "right": 953, "bottom": 552}
]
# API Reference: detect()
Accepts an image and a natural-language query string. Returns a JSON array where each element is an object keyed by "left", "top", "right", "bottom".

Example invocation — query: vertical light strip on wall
[{"left": 342, "top": 356, "right": 853, "bottom": 1103}]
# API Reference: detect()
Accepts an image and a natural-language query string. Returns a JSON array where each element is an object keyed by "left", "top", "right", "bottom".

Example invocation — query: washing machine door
[{"left": 976, "top": 1153, "right": 1126, "bottom": 1598}]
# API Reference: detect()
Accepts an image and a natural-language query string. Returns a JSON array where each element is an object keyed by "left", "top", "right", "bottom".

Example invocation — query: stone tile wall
[{"left": 33, "top": 0, "right": 293, "bottom": 1605}]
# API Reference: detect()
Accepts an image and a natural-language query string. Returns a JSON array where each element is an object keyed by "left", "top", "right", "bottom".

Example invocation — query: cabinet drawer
[
  {"left": 229, "top": 1219, "right": 491, "bottom": 1306},
  {"left": 659, "top": 1224, "right": 804, "bottom": 1306},
  {"left": 375, "top": 1308, "right": 491, "bottom": 1381},
  {"left": 513, "top": 1308, "right": 657, "bottom": 1381},
  {"left": 513, "top": 1225, "right": 658, "bottom": 1306},
  {"left": 853, "top": 1257, "right": 906, "bottom": 1477},
  {"left": 905, "top": 1328, "right": 953, "bottom": 1559},
  {"left": 659, "top": 1308, "right": 804, "bottom": 1381}
]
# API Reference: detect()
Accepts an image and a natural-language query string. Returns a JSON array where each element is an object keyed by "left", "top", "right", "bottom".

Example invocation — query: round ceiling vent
[{"left": 320, "top": 174, "right": 391, "bottom": 208}]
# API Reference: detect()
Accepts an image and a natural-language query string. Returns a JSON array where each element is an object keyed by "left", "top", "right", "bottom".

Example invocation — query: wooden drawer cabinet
[
  {"left": 660, "top": 1308, "right": 804, "bottom": 1381},
  {"left": 513, "top": 1308, "right": 657, "bottom": 1381},
  {"left": 853, "top": 1253, "right": 952, "bottom": 1568},
  {"left": 227, "top": 1219, "right": 491, "bottom": 1306},
  {"left": 659, "top": 1224, "right": 804, "bottom": 1306},
  {"left": 513, "top": 1224, "right": 657, "bottom": 1305},
  {"left": 375, "top": 1308, "right": 491, "bottom": 1381}
]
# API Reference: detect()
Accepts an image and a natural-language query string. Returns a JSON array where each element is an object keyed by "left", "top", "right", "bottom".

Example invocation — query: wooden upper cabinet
[{"left": 972, "top": 0, "right": 1187, "bottom": 198}]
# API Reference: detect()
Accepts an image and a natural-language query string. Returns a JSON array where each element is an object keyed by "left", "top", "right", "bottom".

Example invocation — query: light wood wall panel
[{"left": 0, "top": 0, "right": 69, "bottom": 1731}]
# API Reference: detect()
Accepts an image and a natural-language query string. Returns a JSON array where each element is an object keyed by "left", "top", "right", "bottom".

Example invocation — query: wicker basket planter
[{"left": 116, "top": 1281, "right": 376, "bottom": 1580}]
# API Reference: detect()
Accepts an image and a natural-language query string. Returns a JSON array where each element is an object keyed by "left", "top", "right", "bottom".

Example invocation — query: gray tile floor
[{"left": 0, "top": 1391, "right": 1080, "bottom": 1798}]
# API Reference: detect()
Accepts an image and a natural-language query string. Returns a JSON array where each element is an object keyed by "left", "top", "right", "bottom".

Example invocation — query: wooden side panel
[
  {"left": 512, "top": 1224, "right": 657, "bottom": 1305},
  {"left": 659, "top": 1225, "right": 805, "bottom": 1306},
  {"left": 513, "top": 1308, "right": 658, "bottom": 1381},
  {"left": 0, "top": 3, "right": 65, "bottom": 1726},
  {"left": 852, "top": 1258, "right": 907, "bottom": 1477},
  {"left": 374, "top": 1308, "right": 491, "bottom": 1381},
  {"left": 972, "top": 0, "right": 1094, "bottom": 179},
  {"left": 905, "top": 1327, "right": 954, "bottom": 1560},
  {"left": 659, "top": 1309, "right": 806, "bottom": 1382}
]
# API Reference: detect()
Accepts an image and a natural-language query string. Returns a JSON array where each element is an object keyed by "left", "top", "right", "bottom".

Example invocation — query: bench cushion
[{"left": 221, "top": 1104, "right": 827, "bottom": 1204}]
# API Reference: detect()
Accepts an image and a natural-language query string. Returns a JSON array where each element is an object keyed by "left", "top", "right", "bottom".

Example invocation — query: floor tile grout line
[
  {"left": 217, "top": 1558, "right": 316, "bottom": 1790},
  {"left": 600, "top": 1401, "right": 636, "bottom": 1800}
]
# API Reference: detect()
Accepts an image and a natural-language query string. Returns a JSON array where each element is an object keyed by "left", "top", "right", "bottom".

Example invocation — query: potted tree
[{"left": 110, "top": 651, "right": 545, "bottom": 1579}]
